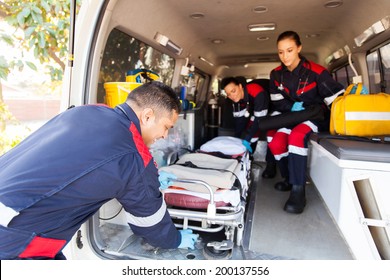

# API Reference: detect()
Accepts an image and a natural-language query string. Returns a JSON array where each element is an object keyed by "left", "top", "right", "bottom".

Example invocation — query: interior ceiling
[{"left": 115, "top": 0, "right": 390, "bottom": 77}]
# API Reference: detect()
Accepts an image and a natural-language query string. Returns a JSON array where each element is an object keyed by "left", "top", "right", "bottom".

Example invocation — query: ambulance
[{"left": 62, "top": 0, "right": 390, "bottom": 260}]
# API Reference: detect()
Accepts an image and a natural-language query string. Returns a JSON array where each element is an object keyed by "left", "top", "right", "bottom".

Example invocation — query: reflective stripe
[
  {"left": 289, "top": 145, "right": 308, "bottom": 156},
  {"left": 254, "top": 109, "right": 268, "bottom": 117},
  {"left": 126, "top": 200, "right": 167, "bottom": 227},
  {"left": 277, "top": 128, "right": 291, "bottom": 134},
  {"left": 270, "top": 93, "right": 284, "bottom": 101},
  {"left": 303, "top": 120, "right": 318, "bottom": 133},
  {"left": 0, "top": 202, "right": 19, "bottom": 227},
  {"left": 324, "top": 89, "right": 344, "bottom": 105},
  {"left": 250, "top": 137, "right": 259, "bottom": 143},
  {"left": 233, "top": 109, "right": 247, "bottom": 117},
  {"left": 274, "top": 152, "right": 289, "bottom": 160},
  {"left": 345, "top": 112, "right": 390, "bottom": 121}
]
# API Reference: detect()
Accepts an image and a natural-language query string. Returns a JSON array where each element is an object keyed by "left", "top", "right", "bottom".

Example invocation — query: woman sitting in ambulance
[{"left": 267, "top": 30, "right": 344, "bottom": 214}]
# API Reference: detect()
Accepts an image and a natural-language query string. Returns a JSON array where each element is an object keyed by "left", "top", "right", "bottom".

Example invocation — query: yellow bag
[{"left": 330, "top": 83, "right": 390, "bottom": 137}]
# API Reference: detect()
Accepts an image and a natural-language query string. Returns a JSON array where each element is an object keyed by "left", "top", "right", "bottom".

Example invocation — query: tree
[
  {"left": 0, "top": 0, "right": 80, "bottom": 154},
  {"left": 0, "top": 0, "right": 80, "bottom": 82}
]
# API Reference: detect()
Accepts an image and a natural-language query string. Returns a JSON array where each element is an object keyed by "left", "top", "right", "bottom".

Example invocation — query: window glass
[
  {"left": 97, "top": 28, "right": 175, "bottom": 103},
  {"left": 333, "top": 63, "right": 357, "bottom": 88},
  {"left": 179, "top": 69, "right": 207, "bottom": 105},
  {"left": 367, "top": 51, "right": 382, "bottom": 93},
  {"left": 379, "top": 43, "right": 390, "bottom": 93},
  {"left": 334, "top": 67, "right": 348, "bottom": 88}
]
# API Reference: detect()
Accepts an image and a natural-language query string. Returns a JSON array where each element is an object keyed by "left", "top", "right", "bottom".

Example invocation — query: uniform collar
[
  {"left": 115, "top": 102, "right": 141, "bottom": 133},
  {"left": 282, "top": 56, "right": 307, "bottom": 76}
]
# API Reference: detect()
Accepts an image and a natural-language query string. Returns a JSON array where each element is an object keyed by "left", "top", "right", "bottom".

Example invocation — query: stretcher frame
[{"left": 162, "top": 151, "right": 251, "bottom": 247}]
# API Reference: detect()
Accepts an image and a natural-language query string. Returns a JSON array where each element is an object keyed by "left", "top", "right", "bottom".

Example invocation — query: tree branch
[{"left": 48, "top": 47, "right": 65, "bottom": 71}]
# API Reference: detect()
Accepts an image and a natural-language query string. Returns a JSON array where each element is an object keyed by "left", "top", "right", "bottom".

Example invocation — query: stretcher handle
[{"left": 170, "top": 178, "right": 216, "bottom": 217}]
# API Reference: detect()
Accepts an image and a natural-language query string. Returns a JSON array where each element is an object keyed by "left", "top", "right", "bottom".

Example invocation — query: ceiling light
[
  {"left": 248, "top": 23, "right": 276, "bottom": 32},
  {"left": 198, "top": 56, "right": 214, "bottom": 66},
  {"left": 211, "top": 39, "right": 224, "bottom": 44},
  {"left": 252, "top": 6, "right": 268, "bottom": 13},
  {"left": 256, "top": 36, "right": 269, "bottom": 41},
  {"left": 354, "top": 16, "right": 390, "bottom": 47},
  {"left": 190, "top": 13, "right": 205, "bottom": 19},
  {"left": 154, "top": 32, "right": 183, "bottom": 55},
  {"left": 305, "top": 33, "right": 320, "bottom": 38},
  {"left": 324, "top": 1, "right": 343, "bottom": 8}
]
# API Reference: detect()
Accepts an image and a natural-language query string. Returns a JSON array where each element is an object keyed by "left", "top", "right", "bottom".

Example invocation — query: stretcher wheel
[{"left": 202, "top": 241, "right": 233, "bottom": 260}]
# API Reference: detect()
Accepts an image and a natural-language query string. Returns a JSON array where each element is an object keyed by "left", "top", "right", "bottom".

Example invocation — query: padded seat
[{"left": 310, "top": 133, "right": 390, "bottom": 163}]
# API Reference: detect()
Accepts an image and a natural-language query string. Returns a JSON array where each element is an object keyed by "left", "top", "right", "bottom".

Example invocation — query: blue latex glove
[
  {"left": 178, "top": 229, "right": 198, "bottom": 249},
  {"left": 291, "top": 101, "right": 305, "bottom": 112},
  {"left": 242, "top": 140, "right": 253, "bottom": 153},
  {"left": 158, "top": 171, "right": 177, "bottom": 190}
]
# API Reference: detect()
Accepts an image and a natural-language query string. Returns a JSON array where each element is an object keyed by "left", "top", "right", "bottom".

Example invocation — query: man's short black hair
[
  {"left": 221, "top": 76, "right": 246, "bottom": 89},
  {"left": 127, "top": 81, "right": 181, "bottom": 116}
]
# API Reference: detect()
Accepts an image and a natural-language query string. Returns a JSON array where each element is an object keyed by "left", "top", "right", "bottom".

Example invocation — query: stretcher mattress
[
  {"left": 163, "top": 188, "right": 241, "bottom": 208},
  {"left": 159, "top": 152, "right": 242, "bottom": 193}
]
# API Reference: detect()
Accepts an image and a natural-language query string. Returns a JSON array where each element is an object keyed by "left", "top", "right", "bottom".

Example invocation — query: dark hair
[
  {"left": 277, "top": 30, "right": 302, "bottom": 47},
  {"left": 127, "top": 81, "right": 181, "bottom": 116},
  {"left": 221, "top": 76, "right": 246, "bottom": 89}
]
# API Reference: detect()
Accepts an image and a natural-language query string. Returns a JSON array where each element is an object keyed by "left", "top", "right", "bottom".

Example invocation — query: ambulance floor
[{"left": 95, "top": 162, "right": 353, "bottom": 260}]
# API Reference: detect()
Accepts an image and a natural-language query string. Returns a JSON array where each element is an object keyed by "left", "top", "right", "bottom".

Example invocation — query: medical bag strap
[{"left": 176, "top": 161, "right": 242, "bottom": 189}]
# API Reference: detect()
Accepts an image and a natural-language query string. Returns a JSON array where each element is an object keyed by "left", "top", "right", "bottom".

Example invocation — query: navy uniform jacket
[
  {"left": 232, "top": 82, "right": 269, "bottom": 142},
  {"left": 0, "top": 103, "right": 180, "bottom": 259},
  {"left": 269, "top": 57, "right": 344, "bottom": 130}
]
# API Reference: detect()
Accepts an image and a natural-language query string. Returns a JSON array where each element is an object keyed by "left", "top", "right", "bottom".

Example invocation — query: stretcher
[{"left": 159, "top": 136, "right": 251, "bottom": 258}]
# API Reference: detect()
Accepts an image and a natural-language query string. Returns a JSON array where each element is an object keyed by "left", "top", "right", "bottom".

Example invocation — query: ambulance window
[
  {"left": 333, "top": 64, "right": 355, "bottom": 88},
  {"left": 379, "top": 43, "right": 390, "bottom": 93},
  {"left": 97, "top": 28, "right": 175, "bottom": 103},
  {"left": 367, "top": 41, "right": 390, "bottom": 93},
  {"left": 179, "top": 67, "right": 209, "bottom": 106}
]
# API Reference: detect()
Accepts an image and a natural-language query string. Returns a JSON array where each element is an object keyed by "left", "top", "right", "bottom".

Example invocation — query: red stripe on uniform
[
  {"left": 129, "top": 123, "right": 152, "bottom": 167},
  {"left": 18, "top": 236, "right": 66, "bottom": 259},
  {"left": 296, "top": 81, "right": 317, "bottom": 95},
  {"left": 288, "top": 123, "right": 313, "bottom": 148}
]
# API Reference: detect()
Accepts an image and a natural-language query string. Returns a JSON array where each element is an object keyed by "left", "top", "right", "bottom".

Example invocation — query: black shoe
[
  {"left": 284, "top": 184, "right": 306, "bottom": 214},
  {"left": 274, "top": 179, "right": 292, "bottom": 191},
  {"left": 262, "top": 162, "right": 276, "bottom": 178}
]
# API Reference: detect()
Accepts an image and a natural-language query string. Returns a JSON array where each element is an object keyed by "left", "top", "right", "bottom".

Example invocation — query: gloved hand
[
  {"left": 242, "top": 140, "right": 253, "bottom": 153},
  {"left": 291, "top": 101, "right": 305, "bottom": 112},
  {"left": 158, "top": 171, "right": 177, "bottom": 190},
  {"left": 178, "top": 229, "right": 198, "bottom": 249}
]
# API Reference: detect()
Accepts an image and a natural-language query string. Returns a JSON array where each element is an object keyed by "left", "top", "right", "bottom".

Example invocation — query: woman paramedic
[
  {"left": 267, "top": 31, "right": 344, "bottom": 214},
  {"left": 221, "top": 76, "right": 277, "bottom": 178}
]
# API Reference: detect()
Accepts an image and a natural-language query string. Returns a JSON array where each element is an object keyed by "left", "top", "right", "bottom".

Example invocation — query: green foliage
[
  {"left": 0, "top": 101, "right": 30, "bottom": 155},
  {"left": 0, "top": 0, "right": 81, "bottom": 81}
]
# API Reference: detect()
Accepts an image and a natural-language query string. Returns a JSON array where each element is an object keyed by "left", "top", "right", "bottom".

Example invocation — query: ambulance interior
[{"left": 65, "top": 0, "right": 390, "bottom": 260}]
